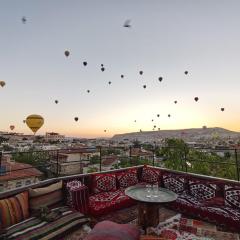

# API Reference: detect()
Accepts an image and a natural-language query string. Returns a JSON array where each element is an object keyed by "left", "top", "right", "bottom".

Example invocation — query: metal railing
[{"left": 0, "top": 145, "right": 239, "bottom": 188}]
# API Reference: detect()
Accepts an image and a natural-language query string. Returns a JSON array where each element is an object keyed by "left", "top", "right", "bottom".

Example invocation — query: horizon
[{"left": 1, "top": 1, "right": 240, "bottom": 138}]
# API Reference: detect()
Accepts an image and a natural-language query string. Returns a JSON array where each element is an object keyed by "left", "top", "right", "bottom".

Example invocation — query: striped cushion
[
  {"left": 29, "top": 181, "right": 63, "bottom": 211},
  {"left": 3, "top": 207, "right": 89, "bottom": 240},
  {"left": 0, "top": 191, "right": 29, "bottom": 229},
  {"left": 71, "top": 185, "right": 89, "bottom": 214}
]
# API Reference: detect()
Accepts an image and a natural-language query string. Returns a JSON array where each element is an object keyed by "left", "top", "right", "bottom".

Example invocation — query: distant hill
[{"left": 111, "top": 127, "right": 240, "bottom": 142}]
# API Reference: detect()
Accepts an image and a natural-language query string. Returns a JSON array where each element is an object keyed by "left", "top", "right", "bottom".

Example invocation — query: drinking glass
[
  {"left": 146, "top": 184, "right": 152, "bottom": 198},
  {"left": 152, "top": 183, "right": 159, "bottom": 197}
]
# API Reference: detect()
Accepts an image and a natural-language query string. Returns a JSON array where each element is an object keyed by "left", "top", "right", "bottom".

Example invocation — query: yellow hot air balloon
[
  {"left": 0, "top": 81, "right": 6, "bottom": 87},
  {"left": 26, "top": 114, "right": 44, "bottom": 134}
]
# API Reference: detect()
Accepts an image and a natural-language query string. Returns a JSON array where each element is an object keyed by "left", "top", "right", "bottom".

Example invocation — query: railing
[{"left": 0, "top": 145, "right": 239, "bottom": 192}]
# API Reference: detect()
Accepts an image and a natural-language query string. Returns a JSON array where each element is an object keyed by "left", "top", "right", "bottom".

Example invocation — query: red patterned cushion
[
  {"left": 116, "top": 169, "right": 138, "bottom": 189},
  {"left": 71, "top": 185, "right": 89, "bottom": 214},
  {"left": 84, "top": 220, "right": 140, "bottom": 240},
  {"left": 224, "top": 184, "right": 240, "bottom": 210},
  {"left": 188, "top": 180, "right": 217, "bottom": 201},
  {"left": 162, "top": 173, "right": 186, "bottom": 194},
  {"left": 141, "top": 166, "right": 161, "bottom": 184},
  {"left": 89, "top": 189, "right": 135, "bottom": 216},
  {"left": 92, "top": 173, "right": 117, "bottom": 194}
]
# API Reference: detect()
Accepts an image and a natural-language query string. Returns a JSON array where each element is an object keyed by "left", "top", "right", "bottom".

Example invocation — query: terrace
[{"left": 0, "top": 146, "right": 240, "bottom": 240}]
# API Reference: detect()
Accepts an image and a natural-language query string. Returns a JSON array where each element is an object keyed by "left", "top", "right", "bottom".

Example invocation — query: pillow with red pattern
[
  {"left": 188, "top": 179, "right": 217, "bottom": 201},
  {"left": 116, "top": 169, "right": 138, "bottom": 189},
  {"left": 162, "top": 173, "right": 186, "bottom": 194},
  {"left": 141, "top": 166, "right": 161, "bottom": 184},
  {"left": 224, "top": 184, "right": 240, "bottom": 210},
  {"left": 92, "top": 173, "right": 117, "bottom": 194},
  {"left": 202, "top": 197, "right": 225, "bottom": 207}
]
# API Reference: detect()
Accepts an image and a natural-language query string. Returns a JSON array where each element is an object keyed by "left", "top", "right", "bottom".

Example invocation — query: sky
[{"left": 1, "top": 0, "right": 240, "bottom": 138}]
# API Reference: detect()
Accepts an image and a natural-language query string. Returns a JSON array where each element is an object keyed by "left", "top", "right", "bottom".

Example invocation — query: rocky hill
[{"left": 111, "top": 127, "right": 240, "bottom": 142}]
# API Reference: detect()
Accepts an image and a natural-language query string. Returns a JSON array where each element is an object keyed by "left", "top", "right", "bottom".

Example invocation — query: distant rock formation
[{"left": 111, "top": 127, "right": 240, "bottom": 143}]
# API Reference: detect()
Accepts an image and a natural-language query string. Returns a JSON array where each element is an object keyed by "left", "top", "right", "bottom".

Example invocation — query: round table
[{"left": 125, "top": 185, "right": 178, "bottom": 229}]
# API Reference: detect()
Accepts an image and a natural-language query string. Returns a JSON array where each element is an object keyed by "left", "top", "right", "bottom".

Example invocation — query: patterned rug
[{"left": 63, "top": 206, "right": 240, "bottom": 240}]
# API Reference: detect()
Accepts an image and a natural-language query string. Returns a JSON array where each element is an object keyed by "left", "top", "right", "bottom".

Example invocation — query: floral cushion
[
  {"left": 162, "top": 173, "right": 186, "bottom": 194},
  {"left": 188, "top": 180, "right": 217, "bottom": 201},
  {"left": 141, "top": 166, "right": 161, "bottom": 184},
  {"left": 116, "top": 169, "right": 138, "bottom": 189},
  {"left": 224, "top": 184, "right": 240, "bottom": 210},
  {"left": 92, "top": 173, "right": 117, "bottom": 194}
]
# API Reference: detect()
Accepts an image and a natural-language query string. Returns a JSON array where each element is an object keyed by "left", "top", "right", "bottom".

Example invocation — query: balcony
[{"left": 0, "top": 147, "right": 240, "bottom": 239}]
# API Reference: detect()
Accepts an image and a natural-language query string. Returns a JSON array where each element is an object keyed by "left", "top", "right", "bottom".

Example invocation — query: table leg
[{"left": 138, "top": 202, "right": 160, "bottom": 229}]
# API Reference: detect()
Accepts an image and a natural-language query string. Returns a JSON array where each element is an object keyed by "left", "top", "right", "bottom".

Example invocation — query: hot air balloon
[
  {"left": 64, "top": 50, "right": 70, "bottom": 57},
  {"left": 101, "top": 67, "right": 105, "bottom": 72},
  {"left": 139, "top": 71, "right": 143, "bottom": 75},
  {"left": 158, "top": 77, "right": 163, "bottom": 82},
  {"left": 157, "top": 114, "right": 160, "bottom": 117},
  {"left": 168, "top": 114, "right": 171, "bottom": 118},
  {"left": 194, "top": 97, "right": 199, "bottom": 102},
  {"left": 22, "top": 16, "right": 26, "bottom": 24},
  {"left": 0, "top": 81, "right": 6, "bottom": 87},
  {"left": 101, "top": 64, "right": 104, "bottom": 67},
  {"left": 184, "top": 71, "right": 188, "bottom": 75},
  {"left": 83, "top": 61, "right": 87, "bottom": 66},
  {"left": 123, "top": 19, "right": 131, "bottom": 28},
  {"left": 221, "top": 108, "right": 225, "bottom": 111},
  {"left": 104, "top": 129, "right": 107, "bottom": 132},
  {"left": 87, "top": 90, "right": 90, "bottom": 93},
  {"left": 151, "top": 119, "right": 154, "bottom": 122},
  {"left": 134, "top": 120, "right": 136, "bottom": 122},
  {"left": 26, "top": 114, "right": 44, "bottom": 134},
  {"left": 23, "top": 120, "right": 26, "bottom": 124},
  {"left": 74, "top": 117, "right": 79, "bottom": 122},
  {"left": 108, "top": 81, "right": 111, "bottom": 85},
  {"left": 174, "top": 100, "right": 177, "bottom": 104},
  {"left": 55, "top": 100, "right": 58, "bottom": 104},
  {"left": 121, "top": 75, "right": 124, "bottom": 78},
  {"left": 143, "top": 85, "right": 146, "bottom": 89},
  {"left": 154, "top": 125, "right": 156, "bottom": 128},
  {"left": 10, "top": 125, "right": 15, "bottom": 131}
]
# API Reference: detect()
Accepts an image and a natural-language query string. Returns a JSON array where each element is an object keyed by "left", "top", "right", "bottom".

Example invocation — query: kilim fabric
[
  {"left": 0, "top": 191, "right": 29, "bottom": 229},
  {"left": 224, "top": 184, "right": 240, "bottom": 210},
  {"left": 65, "top": 180, "right": 83, "bottom": 207},
  {"left": 141, "top": 166, "right": 161, "bottom": 184},
  {"left": 162, "top": 173, "right": 186, "bottom": 194},
  {"left": 89, "top": 189, "right": 135, "bottom": 216},
  {"left": 29, "top": 181, "right": 63, "bottom": 211},
  {"left": 71, "top": 184, "right": 89, "bottom": 214},
  {"left": 3, "top": 207, "right": 89, "bottom": 240},
  {"left": 116, "top": 169, "right": 138, "bottom": 189},
  {"left": 188, "top": 180, "right": 217, "bottom": 201},
  {"left": 92, "top": 173, "right": 117, "bottom": 194}
]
